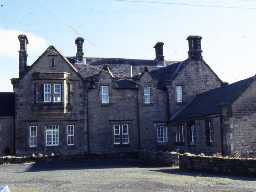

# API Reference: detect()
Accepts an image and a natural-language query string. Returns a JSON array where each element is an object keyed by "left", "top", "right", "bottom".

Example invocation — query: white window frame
[
  {"left": 45, "top": 125, "right": 59, "bottom": 146},
  {"left": 29, "top": 125, "right": 37, "bottom": 148},
  {"left": 44, "top": 83, "right": 52, "bottom": 103},
  {"left": 122, "top": 124, "right": 129, "bottom": 144},
  {"left": 190, "top": 124, "right": 196, "bottom": 145},
  {"left": 113, "top": 124, "right": 121, "bottom": 145},
  {"left": 176, "top": 124, "right": 184, "bottom": 143},
  {"left": 143, "top": 86, "right": 151, "bottom": 104},
  {"left": 53, "top": 83, "right": 62, "bottom": 103},
  {"left": 208, "top": 120, "right": 214, "bottom": 144},
  {"left": 101, "top": 86, "right": 109, "bottom": 104},
  {"left": 157, "top": 125, "right": 168, "bottom": 144},
  {"left": 67, "top": 125, "right": 75, "bottom": 146},
  {"left": 176, "top": 86, "right": 183, "bottom": 104},
  {"left": 113, "top": 123, "right": 129, "bottom": 145}
]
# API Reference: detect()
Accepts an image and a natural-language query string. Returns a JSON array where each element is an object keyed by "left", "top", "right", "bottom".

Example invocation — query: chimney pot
[
  {"left": 75, "top": 37, "right": 84, "bottom": 63},
  {"left": 154, "top": 42, "right": 165, "bottom": 66},
  {"left": 187, "top": 35, "right": 202, "bottom": 60}
]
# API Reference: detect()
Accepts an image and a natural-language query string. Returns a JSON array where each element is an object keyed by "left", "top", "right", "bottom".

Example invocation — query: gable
[{"left": 21, "top": 46, "right": 82, "bottom": 81}]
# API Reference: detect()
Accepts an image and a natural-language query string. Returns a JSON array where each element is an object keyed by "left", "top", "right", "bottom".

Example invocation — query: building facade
[{"left": 0, "top": 34, "right": 255, "bottom": 157}]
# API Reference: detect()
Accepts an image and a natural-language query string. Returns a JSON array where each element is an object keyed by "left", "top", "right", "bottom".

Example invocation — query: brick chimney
[
  {"left": 18, "top": 34, "right": 29, "bottom": 77},
  {"left": 75, "top": 37, "right": 84, "bottom": 63},
  {"left": 187, "top": 36, "right": 202, "bottom": 60},
  {"left": 154, "top": 42, "right": 165, "bottom": 66}
]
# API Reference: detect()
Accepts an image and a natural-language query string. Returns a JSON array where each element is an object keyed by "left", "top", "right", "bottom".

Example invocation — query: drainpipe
[{"left": 136, "top": 88, "right": 141, "bottom": 151}]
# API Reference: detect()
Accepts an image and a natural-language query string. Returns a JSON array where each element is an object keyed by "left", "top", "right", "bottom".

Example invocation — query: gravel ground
[{"left": 0, "top": 159, "right": 255, "bottom": 192}]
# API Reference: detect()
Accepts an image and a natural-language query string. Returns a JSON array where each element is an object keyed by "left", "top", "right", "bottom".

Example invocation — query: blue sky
[{"left": 1, "top": 0, "right": 256, "bottom": 91}]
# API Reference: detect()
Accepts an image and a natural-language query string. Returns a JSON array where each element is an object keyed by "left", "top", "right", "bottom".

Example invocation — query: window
[
  {"left": 53, "top": 84, "right": 62, "bottom": 103},
  {"left": 43, "top": 83, "right": 63, "bottom": 103},
  {"left": 45, "top": 125, "right": 59, "bottom": 146},
  {"left": 113, "top": 124, "right": 129, "bottom": 145},
  {"left": 176, "top": 124, "right": 184, "bottom": 144},
  {"left": 143, "top": 86, "right": 151, "bottom": 104},
  {"left": 157, "top": 125, "right": 168, "bottom": 144},
  {"left": 44, "top": 83, "right": 51, "bottom": 103},
  {"left": 67, "top": 125, "right": 75, "bottom": 146},
  {"left": 100, "top": 86, "right": 109, "bottom": 104},
  {"left": 206, "top": 120, "right": 214, "bottom": 145},
  {"left": 29, "top": 126, "right": 37, "bottom": 148},
  {"left": 188, "top": 123, "right": 197, "bottom": 145},
  {"left": 176, "top": 86, "right": 183, "bottom": 104},
  {"left": 51, "top": 58, "right": 55, "bottom": 68}
]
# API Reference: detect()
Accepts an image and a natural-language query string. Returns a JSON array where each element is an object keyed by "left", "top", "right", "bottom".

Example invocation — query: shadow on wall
[{"left": 150, "top": 168, "right": 256, "bottom": 181}]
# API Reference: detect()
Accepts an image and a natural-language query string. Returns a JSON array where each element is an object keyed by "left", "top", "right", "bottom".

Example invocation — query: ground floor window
[
  {"left": 206, "top": 119, "right": 214, "bottom": 146},
  {"left": 188, "top": 122, "right": 197, "bottom": 145},
  {"left": 113, "top": 124, "right": 129, "bottom": 145},
  {"left": 67, "top": 125, "right": 75, "bottom": 146},
  {"left": 157, "top": 125, "right": 168, "bottom": 144},
  {"left": 29, "top": 126, "right": 37, "bottom": 148},
  {"left": 45, "top": 125, "right": 59, "bottom": 146},
  {"left": 176, "top": 124, "right": 185, "bottom": 144}
]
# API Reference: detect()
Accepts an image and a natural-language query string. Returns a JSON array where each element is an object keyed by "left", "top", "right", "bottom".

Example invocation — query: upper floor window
[
  {"left": 45, "top": 125, "right": 59, "bottom": 146},
  {"left": 157, "top": 125, "right": 168, "bottom": 144},
  {"left": 206, "top": 119, "right": 214, "bottom": 146},
  {"left": 29, "top": 125, "right": 37, "bottom": 148},
  {"left": 53, "top": 84, "right": 62, "bottom": 103},
  {"left": 44, "top": 83, "right": 52, "bottom": 103},
  {"left": 67, "top": 125, "right": 75, "bottom": 146},
  {"left": 100, "top": 86, "right": 109, "bottom": 104},
  {"left": 176, "top": 124, "right": 185, "bottom": 144},
  {"left": 143, "top": 86, "right": 151, "bottom": 104},
  {"left": 176, "top": 86, "right": 183, "bottom": 104},
  {"left": 43, "top": 83, "right": 63, "bottom": 103},
  {"left": 113, "top": 124, "right": 129, "bottom": 145}
]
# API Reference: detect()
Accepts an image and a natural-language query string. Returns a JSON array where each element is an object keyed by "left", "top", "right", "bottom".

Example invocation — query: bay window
[{"left": 43, "top": 83, "right": 63, "bottom": 103}]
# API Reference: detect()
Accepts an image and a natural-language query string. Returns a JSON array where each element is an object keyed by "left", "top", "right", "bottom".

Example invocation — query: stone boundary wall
[{"left": 179, "top": 154, "right": 256, "bottom": 176}]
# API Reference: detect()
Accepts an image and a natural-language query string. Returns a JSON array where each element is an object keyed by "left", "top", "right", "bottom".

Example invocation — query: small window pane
[
  {"left": 176, "top": 86, "right": 183, "bottom": 103},
  {"left": 29, "top": 126, "right": 37, "bottom": 147},
  {"left": 144, "top": 87, "right": 151, "bottom": 104},
  {"left": 44, "top": 84, "right": 51, "bottom": 103},
  {"left": 67, "top": 125, "right": 75, "bottom": 146},
  {"left": 53, "top": 84, "right": 62, "bottom": 103},
  {"left": 101, "top": 86, "right": 109, "bottom": 104}
]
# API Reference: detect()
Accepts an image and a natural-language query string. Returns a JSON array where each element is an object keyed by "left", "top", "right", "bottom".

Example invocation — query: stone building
[{"left": 0, "top": 34, "right": 254, "bottom": 156}]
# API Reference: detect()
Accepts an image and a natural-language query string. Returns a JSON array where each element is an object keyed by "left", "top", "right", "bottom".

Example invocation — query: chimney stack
[
  {"left": 154, "top": 42, "right": 165, "bottom": 66},
  {"left": 75, "top": 37, "right": 84, "bottom": 63},
  {"left": 18, "top": 34, "right": 29, "bottom": 77},
  {"left": 187, "top": 36, "right": 202, "bottom": 60}
]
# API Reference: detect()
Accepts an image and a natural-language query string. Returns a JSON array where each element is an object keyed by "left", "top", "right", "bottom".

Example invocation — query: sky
[{"left": 0, "top": 0, "right": 256, "bottom": 91}]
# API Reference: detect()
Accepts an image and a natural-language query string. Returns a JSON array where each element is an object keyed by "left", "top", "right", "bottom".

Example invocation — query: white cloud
[{"left": 0, "top": 28, "right": 47, "bottom": 57}]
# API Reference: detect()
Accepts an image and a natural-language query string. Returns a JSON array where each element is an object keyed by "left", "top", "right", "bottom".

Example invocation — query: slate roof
[
  {"left": 172, "top": 76, "right": 255, "bottom": 122},
  {"left": 113, "top": 79, "right": 137, "bottom": 89},
  {"left": 0, "top": 92, "right": 14, "bottom": 116}
]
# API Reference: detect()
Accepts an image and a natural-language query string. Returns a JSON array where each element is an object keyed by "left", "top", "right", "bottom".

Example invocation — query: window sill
[
  {"left": 174, "top": 142, "right": 185, "bottom": 146},
  {"left": 113, "top": 144, "right": 130, "bottom": 147}
]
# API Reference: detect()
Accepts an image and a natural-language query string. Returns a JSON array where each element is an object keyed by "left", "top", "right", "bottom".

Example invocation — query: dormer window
[
  {"left": 100, "top": 86, "right": 109, "bottom": 104},
  {"left": 43, "top": 83, "right": 63, "bottom": 103},
  {"left": 176, "top": 85, "right": 183, "bottom": 104},
  {"left": 143, "top": 86, "right": 151, "bottom": 104}
]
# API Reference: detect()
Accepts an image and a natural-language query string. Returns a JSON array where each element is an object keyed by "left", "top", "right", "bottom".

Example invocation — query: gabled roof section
[
  {"left": 19, "top": 46, "right": 82, "bottom": 80},
  {"left": 172, "top": 76, "right": 255, "bottom": 122},
  {"left": 0, "top": 92, "right": 14, "bottom": 116}
]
